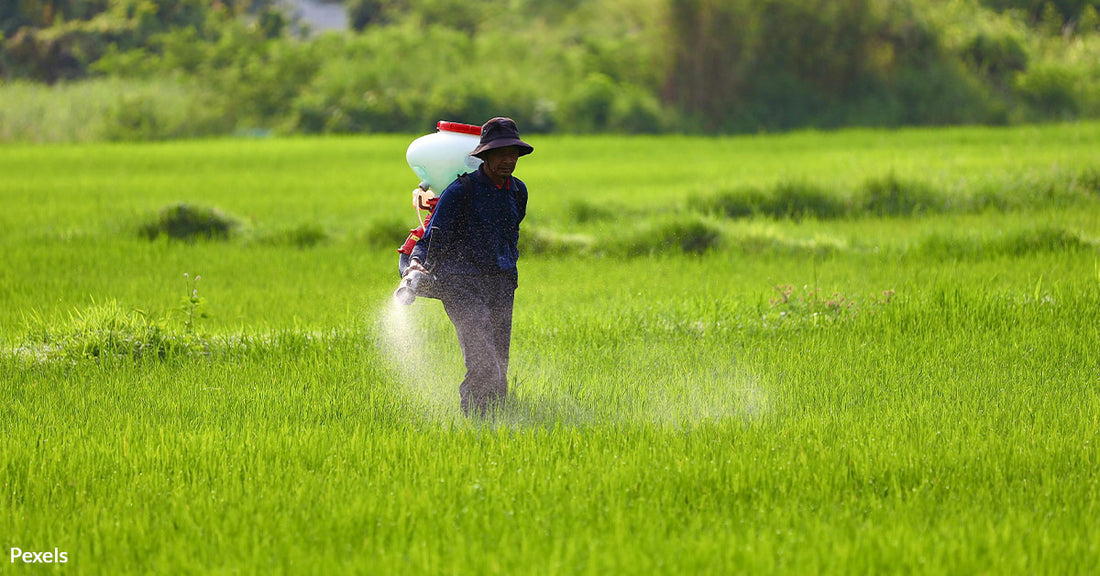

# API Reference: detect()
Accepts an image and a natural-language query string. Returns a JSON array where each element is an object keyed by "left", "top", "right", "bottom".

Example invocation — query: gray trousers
[{"left": 439, "top": 272, "right": 517, "bottom": 416}]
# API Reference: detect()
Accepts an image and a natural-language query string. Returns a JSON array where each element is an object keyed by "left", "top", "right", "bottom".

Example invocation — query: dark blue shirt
[{"left": 411, "top": 165, "right": 527, "bottom": 275}]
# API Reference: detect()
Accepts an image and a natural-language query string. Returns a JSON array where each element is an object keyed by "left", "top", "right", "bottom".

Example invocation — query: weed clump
[
  {"left": 699, "top": 180, "right": 848, "bottom": 221},
  {"left": 729, "top": 229, "right": 843, "bottom": 257},
  {"left": 701, "top": 186, "right": 767, "bottom": 219},
  {"left": 916, "top": 225, "right": 1098, "bottom": 260},
  {"left": 960, "top": 167, "right": 1100, "bottom": 213},
  {"left": 567, "top": 200, "right": 617, "bottom": 224},
  {"left": 359, "top": 216, "right": 411, "bottom": 250},
  {"left": 1046, "top": 166, "right": 1100, "bottom": 204},
  {"left": 1077, "top": 167, "right": 1100, "bottom": 197},
  {"left": 284, "top": 224, "right": 329, "bottom": 248},
  {"left": 998, "top": 226, "right": 1098, "bottom": 256},
  {"left": 858, "top": 173, "right": 942, "bottom": 217},
  {"left": 260, "top": 223, "right": 330, "bottom": 248},
  {"left": 625, "top": 217, "right": 723, "bottom": 256},
  {"left": 699, "top": 168, "right": 1100, "bottom": 224},
  {"left": 19, "top": 300, "right": 205, "bottom": 361},
  {"left": 769, "top": 180, "right": 848, "bottom": 221},
  {"left": 140, "top": 203, "right": 239, "bottom": 241}
]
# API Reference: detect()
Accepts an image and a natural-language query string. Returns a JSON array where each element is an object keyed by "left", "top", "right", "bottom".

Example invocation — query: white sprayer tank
[{"left": 406, "top": 121, "right": 484, "bottom": 193}]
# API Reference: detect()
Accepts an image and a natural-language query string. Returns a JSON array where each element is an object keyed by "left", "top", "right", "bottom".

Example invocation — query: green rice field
[{"left": 2, "top": 123, "right": 1099, "bottom": 574}]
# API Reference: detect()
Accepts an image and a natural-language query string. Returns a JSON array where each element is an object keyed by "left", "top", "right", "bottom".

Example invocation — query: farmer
[{"left": 407, "top": 117, "right": 533, "bottom": 416}]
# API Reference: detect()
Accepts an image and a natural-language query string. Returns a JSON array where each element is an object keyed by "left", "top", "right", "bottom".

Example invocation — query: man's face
[{"left": 482, "top": 146, "right": 522, "bottom": 183}]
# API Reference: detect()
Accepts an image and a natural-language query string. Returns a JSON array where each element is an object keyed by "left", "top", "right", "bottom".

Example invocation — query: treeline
[{"left": 1, "top": 0, "right": 1098, "bottom": 140}]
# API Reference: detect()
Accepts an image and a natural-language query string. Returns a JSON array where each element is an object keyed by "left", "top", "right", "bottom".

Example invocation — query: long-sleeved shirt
[{"left": 410, "top": 165, "right": 528, "bottom": 276}]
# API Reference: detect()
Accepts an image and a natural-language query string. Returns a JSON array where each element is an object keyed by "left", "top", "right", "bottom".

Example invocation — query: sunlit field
[{"left": 2, "top": 123, "right": 1098, "bottom": 574}]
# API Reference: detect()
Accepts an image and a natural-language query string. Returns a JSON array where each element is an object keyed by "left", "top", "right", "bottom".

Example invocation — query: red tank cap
[{"left": 437, "top": 121, "right": 482, "bottom": 136}]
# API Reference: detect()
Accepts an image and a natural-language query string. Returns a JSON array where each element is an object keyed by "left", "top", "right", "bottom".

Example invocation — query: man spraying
[{"left": 403, "top": 117, "right": 534, "bottom": 417}]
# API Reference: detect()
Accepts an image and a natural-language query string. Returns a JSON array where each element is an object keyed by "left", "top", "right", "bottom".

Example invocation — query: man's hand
[{"left": 406, "top": 258, "right": 429, "bottom": 276}]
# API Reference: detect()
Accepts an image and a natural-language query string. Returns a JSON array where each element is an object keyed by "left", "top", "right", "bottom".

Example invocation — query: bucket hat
[{"left": 470, "top": 117, "right": 534, "bottom": 158}]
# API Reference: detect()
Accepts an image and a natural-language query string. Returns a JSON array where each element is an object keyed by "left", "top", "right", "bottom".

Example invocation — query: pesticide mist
[
  {"left": 377, "top": 296, "right": 461, "bottom": 419},
  {"left": 377, "top": 289, "right": 772, "bottom": 427}
]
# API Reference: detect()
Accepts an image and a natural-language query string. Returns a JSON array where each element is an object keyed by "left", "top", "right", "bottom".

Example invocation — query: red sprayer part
[
  {"left": 436, "top": 121, "right": 482, "bottom": 136},
  {"left": 398, "top": 228, "right": 422, "bottom": 255},
  {"left": 397, "top": 197, "right": 438, "bottom": 254}
]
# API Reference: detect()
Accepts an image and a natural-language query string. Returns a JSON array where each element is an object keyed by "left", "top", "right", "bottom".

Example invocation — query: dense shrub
[
  {"left": 1015, "top": 63, "right": 1081, "bottom": 118},
  {"left": 979, "top": 0, "right": 1100, "bottom": 29},
  {"left": 663, "top": 0, "right": 992, "bottom": 131},
  {"left": 1, "top": 0, "right": 277, "bottom": 82},
  {"left": 963, "top": 32, "right": 1029, "bottom": 78}
]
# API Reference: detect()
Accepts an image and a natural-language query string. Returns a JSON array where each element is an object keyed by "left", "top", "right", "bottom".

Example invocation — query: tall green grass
[
  {"left": 0, "top": 78, "right": 233, "bottom": 143},
  {"left": 1, "top": 124, "right": 1098, "bottom": 574}
]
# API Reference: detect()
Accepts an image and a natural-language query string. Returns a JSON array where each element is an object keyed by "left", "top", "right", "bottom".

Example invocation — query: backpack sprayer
[{"left": 393, "top": 121, "right": 483, "bottom": 305}]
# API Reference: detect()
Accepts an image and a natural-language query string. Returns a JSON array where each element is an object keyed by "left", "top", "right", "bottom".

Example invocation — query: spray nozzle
[{"left": 394, "top": 268, "right": 427, "bottom": 305}]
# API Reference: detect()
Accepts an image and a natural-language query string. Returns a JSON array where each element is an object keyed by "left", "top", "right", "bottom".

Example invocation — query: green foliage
[
  {"left": 719, "top": 227, "right": 844, "bottom": 257},
  {"left": 1077, "top": 165, "right": 1100, "bottom": 195},
  {"left": 1081, "top": 5, "right": 1100, "bottom": 32},
  {"left": 0, "top": 77, "right": 231, "bottom": 142},
  {"left": 768, "top": 180, "right": 851, "bottom": 221},
  {"left": 0, "top": 0, "right": 266, "bottom": 82},
  {"left": 345, "top": 0, "right": 387, "bottom": 31},
  {"left": 559, "top": 73, "right": 617, "bottom": 133},
  {"left": 917, "top": 225, "right": 1098, "bottom": 259},
  {"left": 4, "top": 0, "right": 1100, "bottom": 138},
  {"left": 566, "top": 199, "right": 616, "bottom": 224},
  {"left": 963, "top": 32, "right": 1029, "bottom": 78},
  {"left": 557, "top": 73, "right": 669, "bottom": 134},
  {"left": 100, "top": 86, "right": 227, "bottom": 140},
  {"left": 700, "top": 181, "right": 850, "bottom": 221},
  {"left": 139, "top": 203, "right": 240, "bottom": 242},
  {"left": 1015, "top": 62, "right": 1082, "bottom": 117},
  {"left": 978, "top": 0, "right": 1100, "bottom": 30},
  {"left": 624, "top": 215, "right": 724, "bottom": 255},
  {"left": 287, "top": 25, "right": 478, "bottom": 132},
  {"left": 260, "top": 222, "right": 330, "bottom": 248},
  {"left": 359, "top": 215, "right": 410, "bottom": 249},
  {"left": 696, "top": 165, "right": 1100, "bottom": 221},
  {"left": 663, "top": 0, "right": 983, "bottom": 131},
  {"left": 858, "top": 173, "right": 942, "bottom": 217},
  {"left": 19, "top": 300, "right": 205, "bottom": 360}
]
